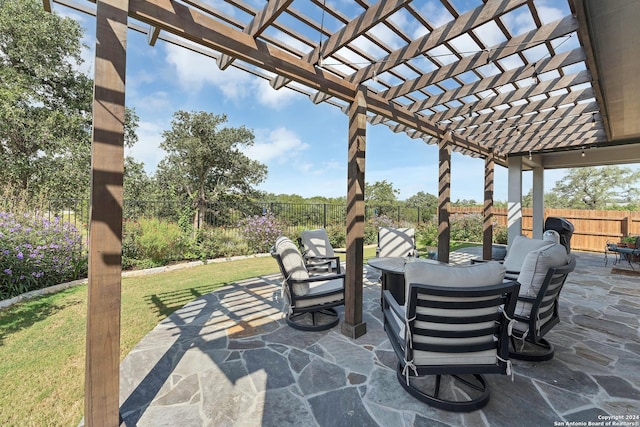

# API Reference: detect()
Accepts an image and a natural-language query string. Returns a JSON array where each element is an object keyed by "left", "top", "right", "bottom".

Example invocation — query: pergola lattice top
[{"left": 49, "top": 0, "right": 640, "bottom": 167}]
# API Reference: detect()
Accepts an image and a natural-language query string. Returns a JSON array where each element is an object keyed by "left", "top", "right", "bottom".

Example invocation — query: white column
[
  {"left": 507, "top": 156, "right": 522, "bottom": 246},
  {"left": 532, "top": 165, "right": 545, "bottom": 239}
]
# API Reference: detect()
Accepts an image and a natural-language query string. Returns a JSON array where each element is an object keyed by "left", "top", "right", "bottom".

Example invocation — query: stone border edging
[{"left": 0, "top": 252, "right": 272, "bottom": 311}]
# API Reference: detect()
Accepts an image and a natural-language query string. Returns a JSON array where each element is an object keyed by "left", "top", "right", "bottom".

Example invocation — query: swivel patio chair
[
  {"left": 377, "top": 227, "right": 417, "bottom": 258},
  {"left": 383, "top": 261, "right": 520, "bottom": 412},
  {"left": 510, "top": 253, "right": 576, "bottom": 361},
  {"left": 297, "top": 228, "right": 341, "bottom": 273},
  {"left": 271, "top": 236, "right": 345, "bottom": 331}
]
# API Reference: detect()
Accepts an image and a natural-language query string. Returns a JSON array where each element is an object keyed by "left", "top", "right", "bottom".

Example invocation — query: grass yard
[
  {"left": 0, "top": 243, "right": 464, "bottom": 426},
  {"left": 0, "top": 256, "right": 279, "bottom": 427}
]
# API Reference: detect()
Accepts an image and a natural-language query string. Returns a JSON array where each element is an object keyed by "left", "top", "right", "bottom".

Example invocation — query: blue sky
[{"left": 52, "top": 0, "right": 580, "bottom": 203}]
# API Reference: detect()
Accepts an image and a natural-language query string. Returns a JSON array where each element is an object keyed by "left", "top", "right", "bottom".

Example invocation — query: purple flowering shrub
[
  {"left": 238, "top": 213, "right": 284, "bottom": 253},
  {"left": 0, "top": 211, "right": 86, "bottom": 299}
]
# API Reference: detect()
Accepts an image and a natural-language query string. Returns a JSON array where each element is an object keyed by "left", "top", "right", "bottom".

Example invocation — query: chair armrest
[
  {"left": 382, "top": 290, "right": 405, "bottom": 318},
  {"left": 304, "top": 255, "right": 341, "bottom": 274},
  {"left": 289, "top": 273, "right": 345, "bottom": 284}
]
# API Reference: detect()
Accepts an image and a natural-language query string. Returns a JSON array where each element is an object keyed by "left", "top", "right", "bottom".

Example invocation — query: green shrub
[
  {"left": 0, "top": 211, "right": 86, "bottom": 299},
  {"left": 325, "top": 224, "right": 346, "bottom": 248},
  {"left": 123, "top": 217, "right": 187, "bottom": 267},
  {"left": 417, "top": 215, "right": 507, "bottom": 246},
  {"left": 493, "top": 223, "right": 508, "bottom": 244},
  {"left": 417, "top": 221, "right": 439, "bottom": 247},
  {"left": 194, "top": 226, "right": 250, "bottom": 259}
]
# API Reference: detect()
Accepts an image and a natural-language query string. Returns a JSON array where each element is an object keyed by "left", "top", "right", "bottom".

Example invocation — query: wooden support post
[
  {"left": 342, "top": 86, "right": 367, "bottom": 339},
  {"left": 483, "top": 153, "right": 494, "bottom": 260},
  {"left": 85, "top": 0, "right": 128, "bottom": 425},
  {"left": 437, "top": 137, "right": 451, "bottom": 263}
]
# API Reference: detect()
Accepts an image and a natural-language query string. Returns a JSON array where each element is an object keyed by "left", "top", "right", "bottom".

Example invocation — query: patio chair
[
  {"left": 271, "top": 236, "right": 345, "bottom": 331},
  {"left": 383, "top": 261, "right": 520, "bottom": 412},
  {"left": 377, "top": 227, "right": 417, "bottom": 258},
  {"left": 471, "top": 231, "right": 558, "bottom": 279},
  {"left": 509, "top": 247, "right": 576, "bottom": 361},
  {"left": 297, "top": 228, "right": 341, "bottom": 273}
]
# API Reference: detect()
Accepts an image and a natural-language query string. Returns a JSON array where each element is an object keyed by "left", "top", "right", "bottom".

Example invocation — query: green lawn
[
  {"left": 0, "top": 256, "right": 279, "bottom": 427},
  {"left": 0, "top": 243, "right": 468, "bottom": 426}
]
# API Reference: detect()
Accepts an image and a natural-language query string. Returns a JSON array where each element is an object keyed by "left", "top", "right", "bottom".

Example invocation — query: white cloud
[
  {"left": 165, "top": 44, "right": 297, "bottom": 109},
  {"left": 255, "top": 79, "right": 298, "bottom": 109},
  {"left": 165, "top": 44, "right": 252, "bottom": 98},
  {"left": 245, "top": 127, "right": 310, "bottom": 164},
  {"left": 125, "top": 121, "right": 167, "bottom": 174}
]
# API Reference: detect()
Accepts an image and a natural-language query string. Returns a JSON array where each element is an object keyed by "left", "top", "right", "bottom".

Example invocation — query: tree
[
  {"left": 0, "top": 1, "right": 141, "bottom": 201},
  {"left": 548, "top": 166, "right": 640, "bottom": 209},
  {"left": 405, "top": 191, "right": 438, "bottom": 219},
  {"left": 0, "top": 0, "right": 92, "bottom": 197},
  {"left": 365, "top": 180, "right": 399, "bottom": 205},
  {"left": 156, "top": 111, "right": 268, "bottom": 229}
]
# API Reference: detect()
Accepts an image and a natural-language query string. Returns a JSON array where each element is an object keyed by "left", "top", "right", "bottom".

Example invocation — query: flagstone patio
[{"left": 117, "top": 249, "right": 640, "bottom": 426}]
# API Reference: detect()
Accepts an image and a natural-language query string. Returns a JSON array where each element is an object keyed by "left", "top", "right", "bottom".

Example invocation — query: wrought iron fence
[{"left": 1, "top": 198, "right": 431, "bottom": 253}]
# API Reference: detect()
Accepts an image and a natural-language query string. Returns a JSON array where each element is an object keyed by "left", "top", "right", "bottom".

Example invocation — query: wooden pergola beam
[
  {"left": 453, "top": 86, "right": 595, "bottom": 130},
  {"left": 382, "top": 14, "right": 578, "bottom": 100},
  {"left": 410, "top": 48, "right": 586, "bottom": 113},
  {"left": 85, "top": 0, "right": 129, "bottom": 425},
  {"left": 351, "top": 0, "right": 529, "bottom": 84},
  {"left": 217, "top": 0, "right": 293, "bottom": 70},
  {"left": 429, "top": 70, "right": 592, "bottom": 124},
  {"left": 129, "top": 0, "right": 494, "bottom": 160},
  {"left": 272, "top": 0, "right": 411, "bottom": 89}
]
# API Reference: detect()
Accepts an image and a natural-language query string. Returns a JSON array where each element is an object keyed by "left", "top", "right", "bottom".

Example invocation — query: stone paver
[{"left": 118, "top": 249, "right": 640, "bottom": 426}]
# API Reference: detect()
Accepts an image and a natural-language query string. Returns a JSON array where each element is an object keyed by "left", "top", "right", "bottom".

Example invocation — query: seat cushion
[
  {"left": 404, "top": 261, "right": 506, "bottom": 288},
  {"left": 517, "top": 243, "right": 569, "bottom": 298},
  {"left": 294, "top": 278, "right": 344, "bottom": 308},
  {"left": 503, "top": 235, "right": 554, "bottom": 273},
  {"left": 404, "top": 261, "right": 506, "bottom": 306}
]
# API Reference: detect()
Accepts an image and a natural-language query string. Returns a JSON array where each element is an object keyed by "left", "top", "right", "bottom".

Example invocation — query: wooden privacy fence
[{"left": 451, "top": 207, "right": 640, "bottom": 253}]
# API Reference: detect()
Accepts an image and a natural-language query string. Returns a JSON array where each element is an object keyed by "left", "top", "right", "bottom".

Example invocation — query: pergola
[{"left": 43, "top": 0, "right": 640, "bottom": 424}]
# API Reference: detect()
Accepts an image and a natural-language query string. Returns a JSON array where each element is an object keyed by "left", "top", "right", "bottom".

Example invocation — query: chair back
[
  {"left": 384, "top": 282, "right": 519, "bottom": 375},
  {"left": 377, "top": 227, "right": 416, "bottom": 258},
  {"left": 272, "top": 236, "right": 309, "bottom": 283},
  {"left": 394, "top": 280, "right": 519, "bottom": 374},
  {"left": 514, "top": 255, "right": 576, "bottom": 338},
  {"left": 300, "top": 229, "right": 335, "bottom": 258}
]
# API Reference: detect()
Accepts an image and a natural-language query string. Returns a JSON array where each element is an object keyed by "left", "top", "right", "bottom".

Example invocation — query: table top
[{"left": 367, "top": 257, "right": 443, "bottom": 273}]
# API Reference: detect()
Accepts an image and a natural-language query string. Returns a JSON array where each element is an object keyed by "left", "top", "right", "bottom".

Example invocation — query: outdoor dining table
[{"left": 368, "top": 256, "right": 444, "bottom": 305}]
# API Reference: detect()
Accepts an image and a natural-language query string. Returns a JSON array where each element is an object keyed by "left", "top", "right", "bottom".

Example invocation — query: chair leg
[
  {"left": 395, "top": 363, "right": 490, "bottom": 412},
  {"left": 509, "top": 336, "right": 555, "bottom": 361},
  {"left": 286, "top": 307, "right": 339, "bottom": 331}
]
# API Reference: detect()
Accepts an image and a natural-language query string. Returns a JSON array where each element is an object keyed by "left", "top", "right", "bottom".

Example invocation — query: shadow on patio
[{"left": 118, "top": 249, "right": 640, "bottom": 427}]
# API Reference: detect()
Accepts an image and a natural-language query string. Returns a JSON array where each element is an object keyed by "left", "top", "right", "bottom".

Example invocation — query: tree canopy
[
  {"left": 365, "top": 180, "right": 399, "bottom": 205},
  {"left": 523, "top": 166, "right": 640, "bottom": 210},
  {"left": 156, "top": 111, "right": 267, "bottom": 227},
  {"left": 0, "top": 0, "right": 92, "bottom": 197}
]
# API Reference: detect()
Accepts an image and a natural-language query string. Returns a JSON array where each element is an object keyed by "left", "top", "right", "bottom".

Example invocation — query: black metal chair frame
[
  {"left": 271, "top": 243, "right": 345, "bottom": 331},
  {"left": 383, "top": 281, "right": 520, "bottom": 412},
  {"left": 604, "top": 237, "right": 640, "bottom": 271},
  {"left": 296, "top": 236, "right": 342, "bottom": 274},
  {"left": 509, "top": 256, "right": 576, "bottom": 361}
]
